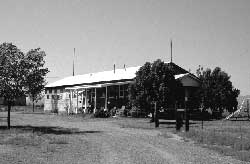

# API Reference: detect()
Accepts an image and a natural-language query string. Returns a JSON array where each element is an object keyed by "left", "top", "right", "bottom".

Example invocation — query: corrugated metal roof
[
  {"left": 46, "top": 66, "right": 141, "bottom": 88},
  {"left": 46, "top": 63, "right": 197, "bottom": 88}
]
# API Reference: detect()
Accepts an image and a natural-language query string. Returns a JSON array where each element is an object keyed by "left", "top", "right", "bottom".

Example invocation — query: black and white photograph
[{"left": 0, "top": 0, "right": 250, "bottom": 163}]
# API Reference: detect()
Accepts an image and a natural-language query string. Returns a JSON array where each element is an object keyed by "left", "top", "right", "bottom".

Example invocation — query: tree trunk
[
  {"left": 150, "top": 111, "right": 155, "bottom": 122},
  {"left": 7, "top": 102, "right": 11, "bottom": 129},
  {"left": 154, "top": 102, "right": 159, "bottom": 128},
  {"left": 33, "top": 99, "right": 35, "bottom": 112}
]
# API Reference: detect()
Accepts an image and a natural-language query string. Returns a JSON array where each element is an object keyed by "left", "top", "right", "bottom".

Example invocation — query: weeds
[{"left": 180, "top": 125, "right": 250, "bottom": 162}]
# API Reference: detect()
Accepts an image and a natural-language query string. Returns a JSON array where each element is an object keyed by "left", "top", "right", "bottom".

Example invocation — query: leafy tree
[
  {"left": 129, "top": 59, "right": 183, "bottom": 123},
  {"left": 0, "top": 43, "right": 26, "bottom": 129},
  {"left": 150, "top": 60, "right": 183, "bottom": 109},
  {"left": 0, "top": 43, "right": 49, "bottom": 128},
  {"left": 129, "top": 62, "right": 152, "bottom": 116},
  {"left": 196, "top": 66, "right": 240, "bottom": 117},
  {"left": 24, "top": 48, "right": 49, "bottom": 112}
]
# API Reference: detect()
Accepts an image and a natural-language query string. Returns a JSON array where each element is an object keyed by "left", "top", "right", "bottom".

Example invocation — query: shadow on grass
[
  {"left": 0, "top": 125, "right": 102, "bottom": 135},
  {"left": 19, "top": 112, "right": 45, "bottom": 115}
]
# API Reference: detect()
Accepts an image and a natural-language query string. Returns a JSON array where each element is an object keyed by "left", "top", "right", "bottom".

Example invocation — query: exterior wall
[
  {"left": 44, "top": 83, "right": 130, "bottom": 114},
  {"left": 44, "top": 75, "right": 200, "bottom": 114},
  {"left": 44, "top": 87, "right": 71, "bottom": 114},
  {"left": 180, "top": 76, "right": 200, "bottom": 87},
  {"left": 44, "top": 87, "right": 87, "bottom": 114}
]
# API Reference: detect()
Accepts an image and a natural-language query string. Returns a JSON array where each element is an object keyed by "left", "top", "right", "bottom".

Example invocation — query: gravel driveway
[{"left": 0, "top": 112, "right": 247, "bottom": 164}]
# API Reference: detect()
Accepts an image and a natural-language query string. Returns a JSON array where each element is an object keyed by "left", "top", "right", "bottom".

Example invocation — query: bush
[
  {"left": 128, "top": 106, "right": 147, "bottom": 118},
  {"left": 94, "top": 109, "right": 110, "bottom": 118}
]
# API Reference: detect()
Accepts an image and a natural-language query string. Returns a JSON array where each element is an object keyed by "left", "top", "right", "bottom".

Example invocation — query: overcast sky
[{"left": 0, "top": 0, "right": 250, "bottom": 95}]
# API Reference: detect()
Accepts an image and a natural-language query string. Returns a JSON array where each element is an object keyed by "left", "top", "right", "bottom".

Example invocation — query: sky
[{"left": 0, "top": 0, "right": 250, "bottom": 95}]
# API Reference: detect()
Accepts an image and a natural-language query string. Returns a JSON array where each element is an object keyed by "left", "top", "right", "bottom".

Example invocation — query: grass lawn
[
  {"left": 1, "top": 107, "right": 250, "bottom": 163},
  {"left": 0, "top": 114, "right": 103, "bottom": 163},
  {"left": 0, "top": 125, "right": 75, "bottom": 163},
  {"left": 177, "top": 119, "right": 250, "bottom": 162},
  {"left": 113, "top": 117, "right": 250, "bottom": 162}
]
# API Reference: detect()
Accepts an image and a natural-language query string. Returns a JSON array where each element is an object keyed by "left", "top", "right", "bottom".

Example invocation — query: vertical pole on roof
[
  {"left": 170, "top": 39, "right": 173, "bottom": 63},
  {"left": 73, "top": 48, "right": 75, "bottom": 76},
  {"left": 105, "top": 86, "right": 108, "bottom": 110},
  {"left": 94, "top": 88, "right": 97, "bottom": 113}
]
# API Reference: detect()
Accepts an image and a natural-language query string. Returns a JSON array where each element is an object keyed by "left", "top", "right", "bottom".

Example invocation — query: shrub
[
  {"left": 128, "top": 106, "right": 147, "bottom": 118},
  {"left": 94, "top": 109, "right": 110, "bottom": 118}
]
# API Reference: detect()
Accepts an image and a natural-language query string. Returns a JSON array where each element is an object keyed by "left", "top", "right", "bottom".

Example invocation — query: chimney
[
  {"left": 124, "top": 64, "right": 126, "bottom": 71},
  {"left": 114, "top": 64, "right": 115, "bottom": 74}
]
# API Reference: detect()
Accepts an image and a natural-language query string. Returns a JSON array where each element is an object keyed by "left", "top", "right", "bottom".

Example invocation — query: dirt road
[{"left": 0, "top": 112, "right": 247, "bottom": 164}]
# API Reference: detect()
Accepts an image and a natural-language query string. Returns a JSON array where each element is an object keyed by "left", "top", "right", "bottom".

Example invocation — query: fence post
[
  {"left": 185, "top": 99, "right": 189, "bottom": 132},
  {"left": 154, "top": 102, "right": 159, "bottom": 128}
]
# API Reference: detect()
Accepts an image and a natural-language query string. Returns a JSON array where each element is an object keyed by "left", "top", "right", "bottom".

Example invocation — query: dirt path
[{"left": 0, "top": 112, "right": 247, "bottom": 164}]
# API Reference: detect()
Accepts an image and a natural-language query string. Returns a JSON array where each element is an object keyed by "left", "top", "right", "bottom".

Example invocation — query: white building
[{"left": 44, "top": 62, "right": 200, "bottom": 114}]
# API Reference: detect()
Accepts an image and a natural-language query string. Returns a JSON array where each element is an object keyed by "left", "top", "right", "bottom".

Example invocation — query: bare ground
[{"left": 0, "top": 112, "right": 247, "bottom": 164}]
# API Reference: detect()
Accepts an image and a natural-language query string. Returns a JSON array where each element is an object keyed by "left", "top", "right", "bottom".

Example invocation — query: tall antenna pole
[
  {"left": 170, "top": 39, "right": 173, "bottom": 63},
  {"left": 73, "top": 48, "right": 75, "bottom": 76}
]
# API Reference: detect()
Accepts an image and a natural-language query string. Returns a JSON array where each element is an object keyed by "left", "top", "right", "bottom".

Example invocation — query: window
[
  {"left": 119, "top": 85, "right": 124, "bottom": 97},
  {"left": 97, "top": 87, "right": 106, "bottom": 98},
  {"left": 54, "top": 89, "right": 57, "bottom": 94},
  {"left": 49, "top": 89, "right": 52, "bottom": 94},
  {"left": 45, "top": 89, "right": 48, "bottom": 94},
  {"left": 124, "top": 84, "right": 129, "bottom": 98},
  {"left": 52, "top": 95, "right": 60, "bottom": 99},
  {"left": 119, "top": 84, "right": 129, "bottom": 98},
  {"left": 108, "top": 85, "right": 118, "bottom": 98},
  {"left": 47, "top": 95, "right": 50, "bottom": 99},
  {"left": 60, "top": 88, "right": 64, "bottom": 93},
  {"left": 91, "top": 89, "right": 96, "bottom": 102}
]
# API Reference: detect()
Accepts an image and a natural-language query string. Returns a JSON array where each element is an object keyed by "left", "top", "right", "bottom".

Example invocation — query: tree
[
  {"left": 129, "top": 59, "right": 183, "bottom": 123},
  {"left": 196, "top": 66, "right": 240, "bottom": 117},
  {"left": 0, "top": 43, "right": 49, "bottom": 128},
  {"left": 0, "top": 43, "right": 26, "bottom": 129},
  {"left": 24, "top": 48, "right": 49, "bottom": 112}
]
